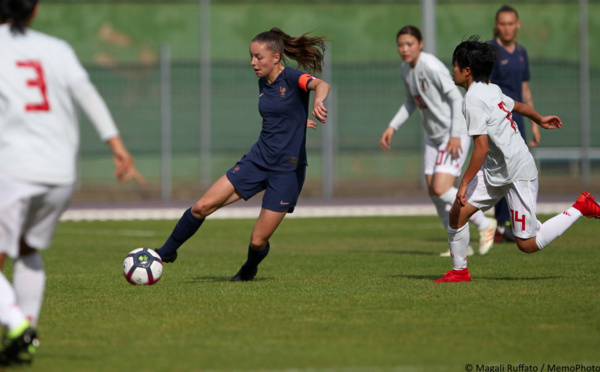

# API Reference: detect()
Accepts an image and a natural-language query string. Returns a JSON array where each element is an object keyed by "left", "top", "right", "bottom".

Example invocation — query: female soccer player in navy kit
[{"left": 155, "top": 28, "right": 330, "bottom": 282}]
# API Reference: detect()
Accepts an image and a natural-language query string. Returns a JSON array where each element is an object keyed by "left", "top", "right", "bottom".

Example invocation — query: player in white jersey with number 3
[
  {"left": 0, "top": 0, "right": 145, "bottom": 366},
  {"left": 379, "top": 26, "right": 496, "bottom": 256},
  {"left": 434, "top": 36, "right": 600, "bottom": 283}
]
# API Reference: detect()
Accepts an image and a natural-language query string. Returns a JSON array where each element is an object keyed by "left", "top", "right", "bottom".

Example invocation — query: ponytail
[
  {"left": 252, "top": 27, "right": 327, "bottom": 74},
  {"left": 0, "top": 0, "right": 38, "bottom": 35}
]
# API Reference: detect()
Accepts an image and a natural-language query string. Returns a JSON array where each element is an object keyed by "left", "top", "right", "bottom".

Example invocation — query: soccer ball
[{"left": 123, "top": 248, "right": 163, "bottom": 285}]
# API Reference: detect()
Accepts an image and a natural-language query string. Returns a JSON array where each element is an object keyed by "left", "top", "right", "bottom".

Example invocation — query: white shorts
[
  {"left": 0, "top": 174, "right": 74, "bottom": 259},
  {"left": 466, "top": 170, "right": 540, "bottom": 239},
  {"left": 423, "top": 133, "right": 471, "bottom": 177}
]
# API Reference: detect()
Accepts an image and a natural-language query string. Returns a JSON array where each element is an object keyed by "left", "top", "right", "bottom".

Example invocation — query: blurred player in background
[
  {"left": 435, "top": 36, "right": 599, "bottom": 283},
  {"left": 379, "top": 26, "right": 497, "bottom": 257},
  {"left": 154, "top": 28, "right": 330, "bottom": 282},
  {"left": 490, "top": 5, "right": 540, "bottom": 243},
  {"left": 0, "top": 0, "right": 145, "bottom": 366}
]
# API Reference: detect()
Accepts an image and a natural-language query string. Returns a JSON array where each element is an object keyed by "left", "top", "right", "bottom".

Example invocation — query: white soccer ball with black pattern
[{"left": 123, "top": 248, "right": 163, "bottom": 285}]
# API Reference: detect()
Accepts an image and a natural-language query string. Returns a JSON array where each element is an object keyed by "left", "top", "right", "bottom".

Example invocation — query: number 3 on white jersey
[{"left": 16, "top": 60, "right": 50, "bottom": 112}]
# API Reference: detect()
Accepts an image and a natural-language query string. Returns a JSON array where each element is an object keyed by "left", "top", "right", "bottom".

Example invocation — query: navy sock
[
  {"left": 157, "top": 208, "right": 204, "bottom": 257},
  {"left": 242, "top": 242, "right": 270, "bottom": 269}
]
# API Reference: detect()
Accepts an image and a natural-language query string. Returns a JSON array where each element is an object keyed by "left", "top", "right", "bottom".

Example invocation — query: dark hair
[
  {"left": 252, "top": 27, "right": 327, "bottom": 73},
  {"left": 0, "top": 0, "right": 37, "bottom": 35},
  {"left": 452, "top": 35, "right": 500, "bottom": 83},
  {"left": 493, "top": 5, "right": 519, "bottom": 38},
  {"left": 396, "top": 25, "right": 422, "bottom": 42}
]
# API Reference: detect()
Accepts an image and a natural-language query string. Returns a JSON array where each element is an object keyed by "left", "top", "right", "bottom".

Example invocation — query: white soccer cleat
[
  {"left": 479, "top": 218, "right": 497, "bottom": 255},
  {"left": 440, "top": 245, "right": 474, "bottom": 257}
]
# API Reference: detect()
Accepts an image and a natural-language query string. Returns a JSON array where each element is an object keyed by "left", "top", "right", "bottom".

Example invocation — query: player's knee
[
  {"left": 19, "top": 237, "right": 37, "bottom": 257},
  {"left": 428, "top": 184, "right": 445, "bottom": 197},
  {"left": 516, "top": 240, "right": 538, "bottom": 254},
  {"left": 191, "top": 200, "right": 214, "bottom": 219},
  {"left": 448, "top": 207, "right": 461, "bottom": 229},
  {"left": 249, "top": 238, "right": 268, "bottom": 251}
]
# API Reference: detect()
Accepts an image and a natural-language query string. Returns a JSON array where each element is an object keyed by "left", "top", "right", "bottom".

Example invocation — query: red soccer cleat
[
  {"left": 434, "top": 268, "right": 472, "bottom": 283},
  {"left": 572, "top": 192, "right": 600, "bottom": 219}
]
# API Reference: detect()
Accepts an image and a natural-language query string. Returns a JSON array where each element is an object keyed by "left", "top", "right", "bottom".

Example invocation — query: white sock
[
  {"left": 536, "top": 207, "right": 582, "bottom": 250},
  {"left": 432, "top": 187, "right": 460, "bottom": 229},
  {"left": 469, "top": 210, "right": 490, "bottom": 231},
  {"left": 0, "top": 271, "right": 27, "bottom": 331},
  {"left": 448, "top": 223, "right": 470, "bottom": 270},
  {"left": 431, "top": 195, "right": 450, "bottom": 229},
  {"left": 13, "top": 253, "right": 45, "bottom": 327}
]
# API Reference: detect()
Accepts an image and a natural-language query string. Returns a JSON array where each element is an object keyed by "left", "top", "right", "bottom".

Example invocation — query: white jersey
[
  {"left": 0, "top": 24, "right": 117, "bottom": 185},
  {"left": 463, "top": 81, "right": 537, "bottom": 186},
  {"left": 395, "top": 52, "right": 466, "bottom": 143}
]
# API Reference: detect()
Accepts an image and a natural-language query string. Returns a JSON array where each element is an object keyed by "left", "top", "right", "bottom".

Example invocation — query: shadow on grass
[
  {"left": 188, "top": 276, "right": 274, "bottom": 283},
  {"left": 372, "top": 250, "right": 439, "bottom": 256},
  {"left": 392, "top": 274, "right": 562, "bottom": 281}
]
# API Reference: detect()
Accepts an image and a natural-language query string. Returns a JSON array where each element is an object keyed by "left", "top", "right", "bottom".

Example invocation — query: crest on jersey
[
  {"left": 279, "top": 86, "right": 286, "bottom": 97},
  {"left": 419, "top": 78, "right": 429, "bottom": 92}
]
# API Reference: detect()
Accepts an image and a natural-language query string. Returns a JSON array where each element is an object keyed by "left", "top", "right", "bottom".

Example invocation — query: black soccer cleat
[
  {"left": 0, "top": 327, "right": 39, "bottom": 366},
  {"left": 230, "top": 265, "right": 258, "bottom": 282},
  {"left": 154, "top": 248, "right": 177, "bottom": 263}
]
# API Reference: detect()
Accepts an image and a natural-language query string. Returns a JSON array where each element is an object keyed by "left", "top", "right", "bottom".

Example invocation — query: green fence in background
[{"left": 31, "top": 0, "right": 600, "bottom": 201}]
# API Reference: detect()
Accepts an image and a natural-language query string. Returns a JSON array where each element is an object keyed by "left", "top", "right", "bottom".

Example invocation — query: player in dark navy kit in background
[
  {"left": 489, "top": 5, "right": 540, "bottom": 243},
  {"left": 154, "top": 28, "right": 330, "bottom": 281}
]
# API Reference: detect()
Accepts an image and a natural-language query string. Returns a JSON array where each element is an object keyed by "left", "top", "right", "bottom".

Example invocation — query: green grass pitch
[{"left": 7, "top": 215, "right": 600, "bottom": 372}]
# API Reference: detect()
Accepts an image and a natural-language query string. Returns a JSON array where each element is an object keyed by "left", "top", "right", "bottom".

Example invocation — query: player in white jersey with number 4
[
  {"left": 379, "top": 26, "right": 496, "bottom": 256},
  {"left": 0, "top": 0, "right": 145, "bottom": 366},
  {"left": 434, "top": 36, "right": 600, "bottom": 283}
]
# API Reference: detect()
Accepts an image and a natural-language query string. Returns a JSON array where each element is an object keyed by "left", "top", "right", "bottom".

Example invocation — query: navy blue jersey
[
  {"left": 246, "top": 66, "right": 314, "bottom": 172},
  {"left": 489, "top": 39, "right": 530, "bottom": 135}
]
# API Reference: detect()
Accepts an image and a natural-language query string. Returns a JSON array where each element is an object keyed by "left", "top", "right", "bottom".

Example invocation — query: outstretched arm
[
  {"left": 513, "top": 101, "right": 562, "bottom": 130},
  {"left": 307, "top": 78, "right": 330, "bottom": 123},
  {"left": 71, "top": 79, "right": 145, "bottom": 185},
  {"left": 107, "top": 136, "right": 146, "bottom": 185},
  {"left": 522, "top": 82, "right": 541, "bottom": 146}
]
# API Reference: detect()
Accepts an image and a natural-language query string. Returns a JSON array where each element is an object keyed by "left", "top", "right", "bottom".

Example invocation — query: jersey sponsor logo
[
  {"left": 16, "top": 60, "right": 50, "bottom": 112},
  {"left": 279, "top": 86, "right": 286, "bottom": 98},
  {"left": 500, "top": 59, "right": 509, "bottom": 65},
  {"left": 414, "top": 95, "right": 428, "bottom": 109},
  {"left": 280, "top": 201, "right": 290, "bottom": 205},
  {"left": 232, "top": 165, "right": 240, "bottom": 173},
  {"left": 289, "top": 157, "right": 297, "bottom": 164}
]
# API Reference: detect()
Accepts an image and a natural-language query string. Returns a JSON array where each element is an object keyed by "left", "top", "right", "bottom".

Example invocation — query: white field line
[{"left": 60, "top": 202, "right": 573, "bottom": 222}]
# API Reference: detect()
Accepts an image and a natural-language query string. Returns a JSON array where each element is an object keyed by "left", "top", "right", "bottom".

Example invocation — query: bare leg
[
  {"left": 231, "top": 208, "right": 287, "bottom": 282},
  {"left": 157, "top": 175, "right": 243, "bottom": 261}
]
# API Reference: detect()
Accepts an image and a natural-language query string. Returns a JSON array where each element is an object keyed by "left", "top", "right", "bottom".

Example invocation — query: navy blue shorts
[{"left": 225, "top": 158, "right": 306, "bottom": 213}]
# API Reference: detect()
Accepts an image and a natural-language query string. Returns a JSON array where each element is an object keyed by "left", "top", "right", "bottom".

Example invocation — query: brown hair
[
  {"left": 493, "top": 5, "right": 519, "bottom": 38},
  {"left": 252, "top": 28, "right": 327, "bottom": 74},
  {"left": 396, "top": 25, "right": 422, "bottom": 42}
]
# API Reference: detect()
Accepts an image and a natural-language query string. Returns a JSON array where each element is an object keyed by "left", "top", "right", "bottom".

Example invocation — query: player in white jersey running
[
  {"left": 379, "top": 26, "right": 496, "bottom": 256},
  {"left": 0, "top": 0, "right": 145, "bottom": 365},
  {"left": 435, "top": 36, "right": 600, "bottom": 283}
]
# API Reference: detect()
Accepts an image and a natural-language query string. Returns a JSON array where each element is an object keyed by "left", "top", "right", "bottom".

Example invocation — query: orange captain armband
[{"left": 298, "top": 74, "right": 315, "bottom": 92}]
